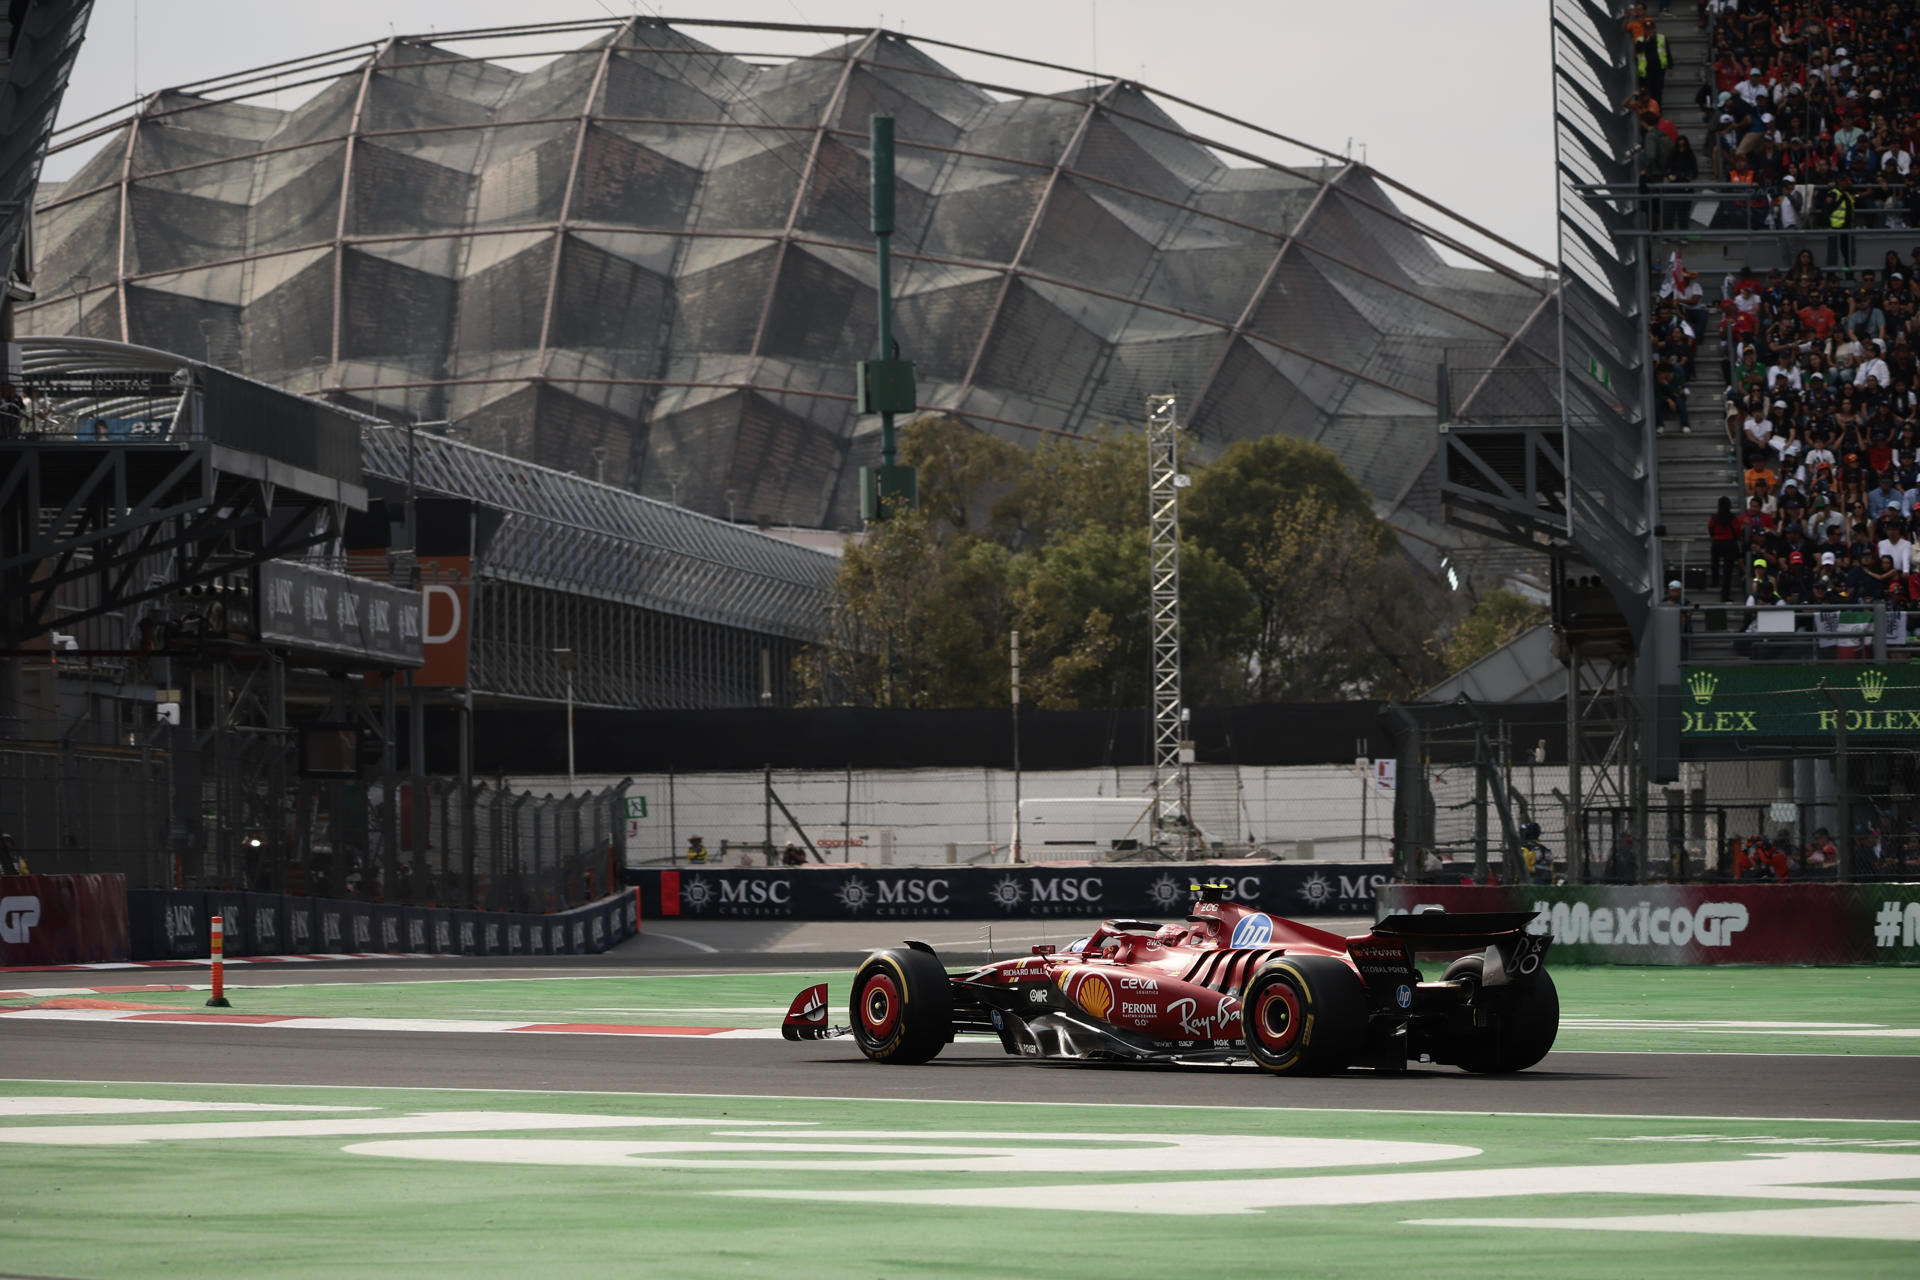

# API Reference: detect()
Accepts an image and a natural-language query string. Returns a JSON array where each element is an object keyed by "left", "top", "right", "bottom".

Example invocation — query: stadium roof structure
[{"left": 24, "top": 15, "right": 1555, "bottom": 541}]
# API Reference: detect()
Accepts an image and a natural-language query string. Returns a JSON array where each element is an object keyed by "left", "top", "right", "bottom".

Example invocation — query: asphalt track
[{"left": 4, "top": 918, "right": 1915, "bottom": 1122}]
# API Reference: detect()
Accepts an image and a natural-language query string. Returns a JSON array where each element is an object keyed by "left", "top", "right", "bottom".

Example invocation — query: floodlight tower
[
  {"left": 858, "top": 115, "right": 918, "bottom": 520},
  {"left": 1146, "top": 394, "right": 1190, "bottom": 850}
]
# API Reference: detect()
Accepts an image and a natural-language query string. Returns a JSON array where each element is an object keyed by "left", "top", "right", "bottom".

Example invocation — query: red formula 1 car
[{"left": 783, "top": 883, "right": 1557, "bottom": 1074}]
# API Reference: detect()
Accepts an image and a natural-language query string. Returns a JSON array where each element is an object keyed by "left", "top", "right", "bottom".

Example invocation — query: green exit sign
[{"left": 625, "top": 797, "right": 648, "bottom": 819}]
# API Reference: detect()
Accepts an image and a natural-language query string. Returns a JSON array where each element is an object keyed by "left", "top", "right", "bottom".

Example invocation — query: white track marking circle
[{"left": 345, "top": 1129, "right": 1477, "bottom": 1173}]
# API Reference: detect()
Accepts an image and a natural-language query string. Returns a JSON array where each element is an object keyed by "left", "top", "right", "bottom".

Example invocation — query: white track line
[
  {"left": 1, "top": 1078, "right": 1915, "bottom": 1126},
  {"left": 0, "top": 1007, "right": 779, "bottom": 1038}
]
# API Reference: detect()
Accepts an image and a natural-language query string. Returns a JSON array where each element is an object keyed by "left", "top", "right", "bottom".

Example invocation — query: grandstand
[{"left": 21, "top": 15, "right": 1549, "bottom": 573}]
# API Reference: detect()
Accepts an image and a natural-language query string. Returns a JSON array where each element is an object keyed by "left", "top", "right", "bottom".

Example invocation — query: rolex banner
[
  {"left": 1376, "top": 883, "right": 1920, "bottom": 966},
  {"left": 631, "top": 863, "right": 1394, "bottom": 922},
  {"left": 1680, "top": 663, "right": 1920, "bottom": 740}
]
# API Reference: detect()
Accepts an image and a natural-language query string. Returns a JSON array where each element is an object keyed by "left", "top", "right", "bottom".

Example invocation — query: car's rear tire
[
  {"left": 1241, "top": 954, "right": 1368, "bottom": 1075},
  {"left": 1440, "top": 953, "right": 1559, "bottom": 1073},
  {"left": 850, "top": 947, "right": 952, "bottom": 1065}
]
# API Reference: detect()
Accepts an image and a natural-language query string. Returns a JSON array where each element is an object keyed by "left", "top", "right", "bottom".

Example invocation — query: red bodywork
[{"left": 959, "top": 900, "right": 1368, "bottom": 1047}]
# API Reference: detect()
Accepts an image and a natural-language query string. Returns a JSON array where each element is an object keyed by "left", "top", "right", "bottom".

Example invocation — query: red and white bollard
[{"left": 205, "top": 915, "right": 232, "bottom": 1008}]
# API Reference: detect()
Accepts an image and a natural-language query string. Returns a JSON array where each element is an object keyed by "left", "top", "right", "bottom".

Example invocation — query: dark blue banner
[
  {"left": 127, "top": 889, "right": 637, "bottom": 960},
  {"left": 631, "top": 862, "right": 1391, "bottom": 922}
]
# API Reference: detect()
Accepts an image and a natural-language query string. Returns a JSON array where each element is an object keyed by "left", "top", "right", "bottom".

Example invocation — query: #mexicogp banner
[
  {"left": 0, "top": 874, "right": 130, "bottom": 966},
  {"left": 1377, "top": 883, "right": 1920, "bottom": 966}
]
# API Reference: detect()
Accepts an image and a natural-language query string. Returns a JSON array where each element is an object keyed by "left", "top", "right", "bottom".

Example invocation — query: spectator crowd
[{"left": 1626, "top": 4, "right": 1920, "bottom": 611}]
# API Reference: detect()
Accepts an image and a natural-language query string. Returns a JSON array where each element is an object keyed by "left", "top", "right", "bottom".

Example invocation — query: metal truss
[
  {"left": 1145, "top": 393, "right": 1188, "bottom": 845},
  {"left": 361, "top": 428, "right": 835, "bottom": 644},
  {"left": 1564, "top": 637, "right": 1642, "bottom": 884},
  {"left": 1, "top": 340, "right": 361, "bottom": 646},
  {"left": 1439, "top": 423, "right": 1572, "bottom": 555}
]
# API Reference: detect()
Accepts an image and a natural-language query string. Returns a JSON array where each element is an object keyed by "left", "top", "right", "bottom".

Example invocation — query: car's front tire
[
  {"left": 850, "top": 947, "right": 953, "bottom": 1065},
  {"left": 1241, "top": 954, "right": 1368, "bottom": 1075}
]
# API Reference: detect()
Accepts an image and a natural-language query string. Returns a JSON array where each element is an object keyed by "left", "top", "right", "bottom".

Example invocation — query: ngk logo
[{"left": 0, "top": 895, "right": 41, "bottom": 945}]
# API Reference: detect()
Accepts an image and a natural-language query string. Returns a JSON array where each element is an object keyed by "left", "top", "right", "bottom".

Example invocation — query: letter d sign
[{"left": 424, "top": 583, "right": 463, "bottom": 645}]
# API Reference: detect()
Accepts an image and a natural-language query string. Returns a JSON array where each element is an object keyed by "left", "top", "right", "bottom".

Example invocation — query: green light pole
[{"left": 859, "top": 115, "right": 917, "bottom": 520}]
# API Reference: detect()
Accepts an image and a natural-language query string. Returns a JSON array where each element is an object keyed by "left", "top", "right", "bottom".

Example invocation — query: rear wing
[
  {"left": 1369, "top": 910, "right": 1541, "bottom": 950},
  {"left": 1360, "top": 911, "right": 1550, "bottom": 991}
]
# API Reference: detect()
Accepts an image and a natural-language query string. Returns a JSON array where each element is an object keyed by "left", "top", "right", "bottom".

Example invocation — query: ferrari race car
[{"left": 782, "top": 883, "right": 1557, "bottom": 1074}]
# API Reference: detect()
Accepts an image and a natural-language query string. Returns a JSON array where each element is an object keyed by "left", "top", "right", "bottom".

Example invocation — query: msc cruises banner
[{"left": 630, "top": 862, "right": 1393, "bottom": 922}]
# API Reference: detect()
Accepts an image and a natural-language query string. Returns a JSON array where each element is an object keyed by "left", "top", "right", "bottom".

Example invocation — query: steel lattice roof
[{"left": 25, "top": 16, "right": 1553, "bottom": 534}]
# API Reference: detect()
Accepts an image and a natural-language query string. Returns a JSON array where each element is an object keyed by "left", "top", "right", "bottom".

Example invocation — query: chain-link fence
[
  {"left": 350, "top": 779, "right": 625, "bottom": 913},
  {"left": 0, "top": 744, "right": 168, "bottom": 883},
  {"left": 544, "top": 764, "right": 1402, "bottom": 868},
  {"left": 1395, "top": 748, "right": 1920, "bottom": 886},
  {"left": 1, "top": 743, "right": 624, "bottom": 912}
]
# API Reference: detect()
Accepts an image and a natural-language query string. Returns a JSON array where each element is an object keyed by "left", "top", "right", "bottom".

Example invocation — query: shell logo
[{"left": 1057, "top": 970, "right": 1115, "bottom": 1020}]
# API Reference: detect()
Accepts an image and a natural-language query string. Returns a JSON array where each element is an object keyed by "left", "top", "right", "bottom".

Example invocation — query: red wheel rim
[
  {"left": 1253, "top": 983, "right": 1302, "bottom": 1053},
  {"left": 860, "top": 973, "right": 902, "bottom": 1038}
]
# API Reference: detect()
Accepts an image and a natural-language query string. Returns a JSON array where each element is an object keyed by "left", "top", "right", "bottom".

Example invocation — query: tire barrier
[
  {"left": 125, "top": 888, "right": 637, "bottom": 961},
  {"left": 628, "top": 862, "right": 1394, "bottom": 922},
  {"left": 1376, "top": 882, "right": 1920, "bottom": 966},
  {"left": 0, "top": 874, "right": 130, "bottom": 967}
]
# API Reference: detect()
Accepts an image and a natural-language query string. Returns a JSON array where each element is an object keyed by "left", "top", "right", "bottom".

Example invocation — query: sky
[{"left": 48, "top": 0, "right": 1556, "bottom": 272}]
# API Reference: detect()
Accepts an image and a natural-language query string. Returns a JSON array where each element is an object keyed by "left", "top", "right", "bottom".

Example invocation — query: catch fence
[
  {"left": 1, "top": 742, "right": 625, "bottom": 912},
  {"left": 544, "top": 764, "right": 1402, "bottom": 868}
]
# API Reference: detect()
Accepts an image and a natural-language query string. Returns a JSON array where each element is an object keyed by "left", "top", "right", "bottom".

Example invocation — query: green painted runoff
[{"left": 0, "top": 1080, "right": 1913, "bottom": 1280}]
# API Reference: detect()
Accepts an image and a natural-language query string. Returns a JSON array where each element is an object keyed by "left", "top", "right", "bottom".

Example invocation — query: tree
[
  {"left": 797, "top": 417, "right": 1442, "bottom": 709},
  {"left": 1186, "top": 437, "right": 1448, "bottom": 700},
  {"left": 1436, "top": 589, "right": 1549, "bottom": 673},
  {"left": 1184, "top": 435, "right": 1379, "bottom": 561},
  {"left": 1009, "top": 524, "right": 1254, "bottom": 709},
  {"left": 900, "top": 413, "right": 1023, "bottom": 536},
  {"left": 794, "top": 506, "right": 1012, "bottom": 708},
  {"left": 998, "top": 423, "right": 1156, "bottom": 545}
]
